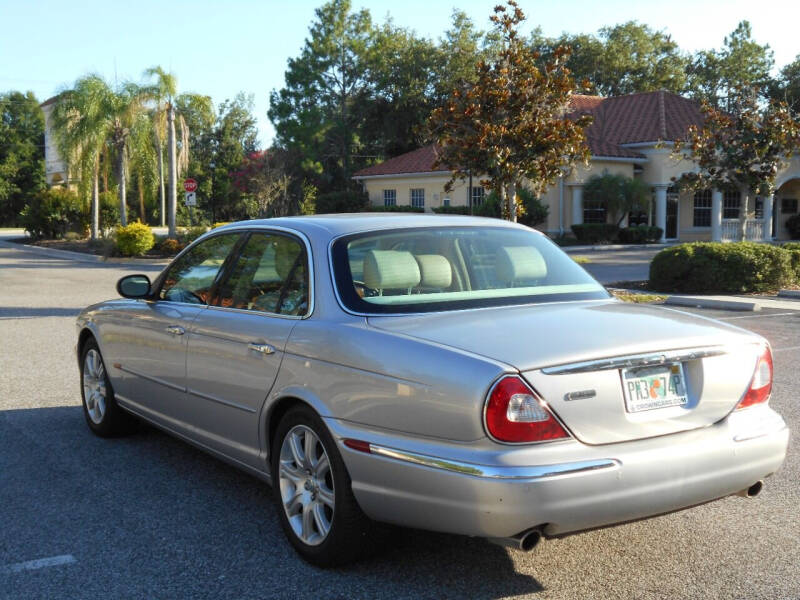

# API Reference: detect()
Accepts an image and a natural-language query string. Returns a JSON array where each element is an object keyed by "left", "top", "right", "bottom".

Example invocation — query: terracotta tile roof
[{"left": 353, "top": 91, "right": 704, "bottom": 177}]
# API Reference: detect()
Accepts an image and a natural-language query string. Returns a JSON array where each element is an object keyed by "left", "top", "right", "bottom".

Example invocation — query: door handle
[
  {"left": 248, "top": 342, "right": 276, "bottom": 355},
  {"left": 166, "top": 325, "right": 185, "bottom": 335}
]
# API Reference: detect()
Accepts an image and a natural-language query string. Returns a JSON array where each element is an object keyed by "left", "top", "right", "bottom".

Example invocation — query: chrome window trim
[
  {"left": 154, "top": 225, "right": 315, "bottom": 319},
  {"left": 540, "top": 346, "right": 732, "bottom": 375},
  {"left": 354, "top": 441, "right": 620, "bottom": 480}
]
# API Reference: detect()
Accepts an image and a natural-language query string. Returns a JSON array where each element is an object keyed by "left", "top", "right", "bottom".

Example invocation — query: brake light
[
  {"left": 736, "top": 345, "right": 773, "bottom": 410},
  {"left": 485, "top": 376, "right": 570, "bottom": 443}
]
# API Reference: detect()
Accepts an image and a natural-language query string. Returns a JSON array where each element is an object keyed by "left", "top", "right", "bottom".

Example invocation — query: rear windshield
[{"left": 331, "top": 226, "right": 609, "bottom": 314}]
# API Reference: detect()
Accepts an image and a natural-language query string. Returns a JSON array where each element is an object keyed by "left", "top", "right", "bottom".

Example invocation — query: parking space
[{"left": 0, "top": 243, "right": 797, "bottom": 599}]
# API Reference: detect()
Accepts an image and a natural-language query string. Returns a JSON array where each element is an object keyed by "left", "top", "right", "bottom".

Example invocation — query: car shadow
[{"left": 0, "top": 406, "right": 544, "bottom": 599}]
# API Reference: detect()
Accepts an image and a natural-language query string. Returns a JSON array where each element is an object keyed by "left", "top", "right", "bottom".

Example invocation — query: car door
[
  {"left": 110, "top": 232, "right": 243, "bottom": 432},
  {"left": 184, "top": 229, "right": 311, "bottom": 468}
]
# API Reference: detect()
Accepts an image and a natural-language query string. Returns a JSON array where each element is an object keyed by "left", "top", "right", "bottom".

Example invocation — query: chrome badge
[{"left": 564, "top": 389, "right": 597, "bottom": 401}]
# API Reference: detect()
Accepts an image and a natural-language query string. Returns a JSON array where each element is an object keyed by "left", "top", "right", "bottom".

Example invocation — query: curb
[
  {"left": 563, "top": 242, "right": 676, "bottom": 253},
  {"left": 777, "top": 290, "right": 800, "bottom": 299},
  {"left": 0, "top": 239, "right": 170, "bottom": 267},
  {"left": 664, "top": 296, "right": 761, "bottom": 312}
]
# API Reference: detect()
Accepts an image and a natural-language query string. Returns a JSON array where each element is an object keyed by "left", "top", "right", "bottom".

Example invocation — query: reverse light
[
  {"left": 736, "top": 345, "right": 773, "bottom": 410},
  {"left": 485, "top": 376, "right": 570, "bottom": 443}
]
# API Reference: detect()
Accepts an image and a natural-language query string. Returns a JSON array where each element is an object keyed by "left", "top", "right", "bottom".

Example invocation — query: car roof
[{"left": 214, "top": 213, "right": 534, "bottom": 238}]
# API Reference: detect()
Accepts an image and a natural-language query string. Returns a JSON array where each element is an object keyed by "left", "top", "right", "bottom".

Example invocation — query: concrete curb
[
  {"left": 564, "top": 242, "right": 676, "bottom": 253},
  {"left": 664, "top": 295, "right": 761, "bottom": 312},
  {"left": 0, "top": 239, "right": 170, "bottom": 267},
  {"left": 777, "top": 289, "right": 800, "bottom": 299}
]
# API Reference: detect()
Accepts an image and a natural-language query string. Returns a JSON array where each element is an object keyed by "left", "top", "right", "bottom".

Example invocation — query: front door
[
  {"left": 666, "top": 195, "right": 679, "bottom": 239},
  {"left": 184, "top": 230, "right": 310, "bottom": 467}
]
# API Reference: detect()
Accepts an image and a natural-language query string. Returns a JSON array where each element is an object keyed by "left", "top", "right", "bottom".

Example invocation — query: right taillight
[
  {"left": 484, "top": 375, "right": 570, "bottom": 443},
  {"left": 736, "top": 345, "right": 773, "bottom": 410}
]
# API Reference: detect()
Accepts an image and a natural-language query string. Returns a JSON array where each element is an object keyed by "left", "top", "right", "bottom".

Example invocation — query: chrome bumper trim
[
  {"left": 363, "top": 443, "right": 621, "bottom": 480},
  {"left": 540, "top": 346, "right": 730, "bottom": 375}
]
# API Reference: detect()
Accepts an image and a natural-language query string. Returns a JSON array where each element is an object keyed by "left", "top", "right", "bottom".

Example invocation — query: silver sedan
[{"left": 76, "top": 215, "right": 789, "bottom": 566}]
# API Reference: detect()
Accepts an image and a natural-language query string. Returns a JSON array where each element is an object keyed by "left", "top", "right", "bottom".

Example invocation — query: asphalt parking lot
[{"left": 0, "top": 242, "right": 798, "bottom": 600}]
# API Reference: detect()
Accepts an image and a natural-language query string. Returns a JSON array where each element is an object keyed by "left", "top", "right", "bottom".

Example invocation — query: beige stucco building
[
  {"left": 40, "top": 96, "right": 72, "bottom": 187},
  {"left": 353, "top": 91, "right": 800, "bottom": 242}
]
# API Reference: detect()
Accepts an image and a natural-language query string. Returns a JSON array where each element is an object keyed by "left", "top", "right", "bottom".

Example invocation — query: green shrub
[
  {"left": 649, "top": 242, "right": 794, "bottom": 294},
  {"left": 517, "top": 188, "right": 549, "bottom": 227},
  {"left": 182, "top": 225, "right": 208, "bottom": 243},
  {"left": 781, "top": 242, "right": 800, "bottom": 280},
  {"left": 475, "top": 192, "right": 503, "bottom": 218},
  {"left": 21, "top": 187, "right": 86, "bottom": 239},
  {"left": 114, "top": 222, "right": 155, "bottom": 257},
  {"left": 571, "top": 223, "right": 620, "bottom": 243},
  {"left": 366, "top": 205, "right": 424, "bottom": 213},
  {"left": 432, "top": 205, "right": 472, "bottom": 215},
  {"left": 786, "top": 214, "right": 800, "bottom": 239},
  {"left": 157, "top": 237, "right": 185, "bottom": 256},
  {"left": 315, "top": 190, "right": 369, "bottom": 213},
  {"left": 98, "top": 191, "right": 120, "bottom": 234},
  {"left": 618, "top": 225, "right": 663, "bottom": 244}
]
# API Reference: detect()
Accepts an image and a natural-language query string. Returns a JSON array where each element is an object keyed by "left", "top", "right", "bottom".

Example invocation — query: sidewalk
[
  {"left": 664, "top": 293, "right": 800, "bottom": 312},
  {"left": 0, "top": 237, "right": 170, "bottom": 267}
]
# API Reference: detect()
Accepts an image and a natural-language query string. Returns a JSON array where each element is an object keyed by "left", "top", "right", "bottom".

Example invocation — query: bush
[
  {"left": 21, "top": 187, "right": 86, "bottom": 239},
  {"left": 649, "top": 242, "right": 794, "bottom": 294},
  {"left": 157, "top": 237, "right": 185, "bottom": 256},
  {"left": 114, "top": 222, "right": 155, "bottom": 257},
  {"left": 517, "top": 188, "right": 549, "bottom": 227},
  {"left": 432, "top": 205, "right": 472, "bottom": 215},
  {"left": 212, "top": 222, "right": 232, "bottom": 229},
  {"left": 98, "top": 191, "right": 120, "bottom": 234},
  {"left": 781, "top": 242, "right": 800, "bottom": 280},
  {"left": 182, "top": 225, "right": 208, "bottom": 243},
  {"left": 367, "top": 205, "right": 424, "bottom": 213},
  {"left": 618, "top": 225, "right": 663, "bottom": 244},
  {"left": 786, "top": 214, "right": 800, "bottom": 239},
  {"left": 315, "top": 190, "right": 369, "bottom": 213},
  {"left": 571, "top": 223, "right": 620, "bottom": 243}
]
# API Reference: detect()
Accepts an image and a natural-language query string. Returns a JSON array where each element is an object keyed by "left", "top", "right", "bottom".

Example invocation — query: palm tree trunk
[
  {"left": 138, "top": 174, "right": 146, "bottom": 223},
  {"left": 167, "top": 103, "right": 177, "bottom": 238},
  {"left": 158, "top": 142, "right": 166, "bottom": 227},
  {"left": 91, "top": 161, "right": 100, "bottom": 241},
  {"left": 117, "top": 147, "right": 127, "bottom": 227}
]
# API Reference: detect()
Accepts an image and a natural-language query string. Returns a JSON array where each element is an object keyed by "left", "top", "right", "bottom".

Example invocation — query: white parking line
[
  {"left": 0, "top": 555, "right": 76, "bottom": 574},
  {"left": 774, "top": 346, "right": 800, "bottom": 352},
  {"left": 719, "top": 312, "right": 799, "bottom": 320}
]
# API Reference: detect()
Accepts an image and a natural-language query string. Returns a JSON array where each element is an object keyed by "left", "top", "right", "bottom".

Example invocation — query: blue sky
[{"left": 2, "top": 0, "right": 798, "bottom": 146}]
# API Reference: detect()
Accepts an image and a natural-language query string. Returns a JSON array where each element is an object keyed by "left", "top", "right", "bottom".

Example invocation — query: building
[
  {"left": 353, "top": 91, "right": 800, "bottom": 242},
  {"left": 40, "top": 96, "right": 71, "bottom": 187}
]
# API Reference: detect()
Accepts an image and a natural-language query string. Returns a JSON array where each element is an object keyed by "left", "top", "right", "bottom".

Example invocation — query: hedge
[
  {"left": 366, "top": 205, "right": 424, "bottom": 213},
  {"left": 571, "top": 223, "right": 619, "bottom": 243},
  {"left": 618, "top": 225, "right": 663, "bottom": 244},
  {"left": 114, "top": 222, "right": 155, "bottom": 257},
  {"left": 649, "top": 242, "right": 795, "bottom": 294},
  {"left": 782, "top": 242, "right": 800, "bottom": 280}
]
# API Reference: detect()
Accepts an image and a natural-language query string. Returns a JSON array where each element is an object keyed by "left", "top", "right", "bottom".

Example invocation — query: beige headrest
[
  {"left": 363, "top": 250, "right": 421, "bottom": 290},
  {"left": 415, "top": 254, "right": 452, "bottom": 288},
  {"left": 495, "top": 246, "right": 547, "bottom": 283}
]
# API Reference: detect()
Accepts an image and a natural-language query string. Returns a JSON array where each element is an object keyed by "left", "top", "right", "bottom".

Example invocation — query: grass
[{"left": 610, "top": 289, "right": 667, "bottom": 303}]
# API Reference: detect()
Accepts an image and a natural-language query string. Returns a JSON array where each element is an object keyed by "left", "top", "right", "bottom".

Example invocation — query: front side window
[
  {"left": 723, "top": 190, "right": 740, "bottom": 219},
  {"left": 159, "top": 234, "right": 240, "bottom": 304},
  {"left": 383, "top": 189, "right": 396, "bottom": 207},
  {"left": 410, "top": 188, "right": 425, "bottom": 208},
  {"left": 332, "top": 226, "right": 608, "bottom": 314},
  {"left": 693, "top": 189, "right": 712, "bottom": 227},
  {"left": 214, "top": 232, "right": 309, "bottom": 316}
]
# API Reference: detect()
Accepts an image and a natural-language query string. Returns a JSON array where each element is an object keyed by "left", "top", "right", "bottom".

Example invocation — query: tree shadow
[
  {"left": 0, "top": 307, "right": 85, "bottom": 318},
  {"left": 0, "top": 406, "right": 544, "bottom": 599}
]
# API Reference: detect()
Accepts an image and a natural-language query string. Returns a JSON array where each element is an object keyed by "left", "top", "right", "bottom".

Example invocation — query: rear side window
[
  {"left": 159, "top": 234, "right": 240, "bottom": 304},
  {"left": 214, "top": 232, "right": 309, "bottom": 316}
]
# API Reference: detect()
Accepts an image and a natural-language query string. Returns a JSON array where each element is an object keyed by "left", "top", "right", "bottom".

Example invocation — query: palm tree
[
  {"left": 143, "top": 67, "right": 212, "bottom": 238},
  {"left": 128, "top": 110, "right": 159, "bottom": 222}
]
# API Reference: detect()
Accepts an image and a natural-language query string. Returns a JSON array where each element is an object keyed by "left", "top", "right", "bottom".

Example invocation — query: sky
[{"left": 2, "top": 0, "right": 799, "bottom": 147}]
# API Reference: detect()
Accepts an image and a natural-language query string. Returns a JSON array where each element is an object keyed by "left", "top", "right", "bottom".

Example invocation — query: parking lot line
[
  {"left": 773, "top": 345, "right": 800, "bottom": 352},
  {"left": 718, "top": 312, "right": 800, "bottom": 320},
  {"left": 0, "top": 555, "right": 77, "bottom": 574}
]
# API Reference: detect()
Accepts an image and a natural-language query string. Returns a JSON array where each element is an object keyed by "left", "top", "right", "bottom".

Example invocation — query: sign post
[{"left": 183, "top": 179, "right": 198, "bottom": 226}]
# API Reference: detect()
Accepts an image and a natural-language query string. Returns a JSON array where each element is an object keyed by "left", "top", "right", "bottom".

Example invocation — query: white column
[
  {"left": 571, "top": 185, "right": 583, "bottom": 226},
  {"left": 711, "top": 189, "right": 723, "bottom": 242},
  {"left": 763, "top": 194, "right": 774, "bottom": 241},
  {"left": 654, "top": 184, "right": 668, "bottom": 242}
]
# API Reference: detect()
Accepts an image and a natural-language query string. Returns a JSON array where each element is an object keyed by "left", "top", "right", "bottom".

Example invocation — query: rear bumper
[{"left": 328, "top": 406, "right": 789, "bottom": 539}]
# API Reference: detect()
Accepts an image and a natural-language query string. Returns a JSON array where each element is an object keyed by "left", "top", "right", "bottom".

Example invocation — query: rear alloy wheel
[
  {"left": 271, "top": 405, "right": 377, "bottom": 566},
  {"left": 80, "top": 339, "right": 136, "bottom": 437}
]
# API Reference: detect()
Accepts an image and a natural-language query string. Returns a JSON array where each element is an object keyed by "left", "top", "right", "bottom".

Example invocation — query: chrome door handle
[
  {"left": 166, "top": 325, "right": 185, "bottom": 336},
  {"left": 248, "top": 342, "right": 276, "bottom": 355}
]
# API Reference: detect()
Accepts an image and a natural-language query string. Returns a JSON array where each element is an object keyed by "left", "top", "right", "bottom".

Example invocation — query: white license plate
[{"left": 621, "top": 363, "right": 688, "bottom": 413}]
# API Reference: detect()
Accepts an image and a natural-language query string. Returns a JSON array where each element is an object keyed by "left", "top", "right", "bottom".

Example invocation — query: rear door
[{"left": 184, "top": 230, "right": 311, "bottom": 467}]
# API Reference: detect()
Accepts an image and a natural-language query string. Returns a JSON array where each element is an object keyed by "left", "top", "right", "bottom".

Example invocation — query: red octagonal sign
[{"left": 183, "top": 178, "right": 198, "bottom": 193}]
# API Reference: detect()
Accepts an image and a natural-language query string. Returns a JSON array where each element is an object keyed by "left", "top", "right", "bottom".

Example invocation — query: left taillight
[
  {"left": 736, "top": 345, "right": 773, "bottom": 410},
  {"left": 484, "top": 375, "right": 570, "bottom": 443}
]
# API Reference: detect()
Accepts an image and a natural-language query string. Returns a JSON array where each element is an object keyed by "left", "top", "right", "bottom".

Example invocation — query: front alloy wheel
[{"left": 79, "top": 338, "right": 136, "bottom": 437}]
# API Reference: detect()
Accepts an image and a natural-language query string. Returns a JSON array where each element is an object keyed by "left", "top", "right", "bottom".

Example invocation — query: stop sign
[{"left": 183, "top": 178, "right": 198, "bottom": 193}]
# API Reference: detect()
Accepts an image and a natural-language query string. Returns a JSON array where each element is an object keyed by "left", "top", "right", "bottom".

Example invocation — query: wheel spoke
[
  {"left": 313, "top": 453, "right": 329, "bottom": 479},
  {"left": 312, "top": 501, "right": 331, "bottom": 537},
  {"left": 288, "top": 432, "right": 305, "bottom": 469},
  {"left": 285, "top": 488, "right": 304, "bottom": 516},
  {"left": 301, "top": 500, "right": 315, "bottom": 539},
  {"left": 279, "top": 460, "right": 305, "bottom": 485},
  {"left": 304, "top": 430, "right": 318, "bottom": 469},
  {"left": 96, "top": 359, "right": 105, "bottom": 381},
  {"left": 316, "top": 485, "right": 334, "bottom": 509}
]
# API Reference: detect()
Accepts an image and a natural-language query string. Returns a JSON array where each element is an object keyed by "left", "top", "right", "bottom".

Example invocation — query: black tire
[
  {"left": 79, "top": 338, "right": 137, "bottom": 437},
  {"left": 271, "top": 405, "right": 378, "bottom": 567}
]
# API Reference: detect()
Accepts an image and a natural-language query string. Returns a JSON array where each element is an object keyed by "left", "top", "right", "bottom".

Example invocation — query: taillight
[
  {"left": 736, "top": 345, "right": 773, "bottom": 410},
  {"left": 484, "top": 376, "right": 570, "bottom": 443}
]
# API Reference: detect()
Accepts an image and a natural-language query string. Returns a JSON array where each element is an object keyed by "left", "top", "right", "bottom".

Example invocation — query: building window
[
  {"left": 583, "top": 200, "right": 606, "bottom": 224},
  {"left": 383, "top": 189, "right": 396, "bottom": 207},
  {"left": 782, "top": 198, "right": 798, "bottom": 214},
  {"left": 469, "top": 186, "right": 485, "bottom": 206},
  {"left": 723, "top": 190, "right": 740, "bottom": 219},
  {"left": 410, "top": 188, "right": 425, "bottom": 209},
  {"left": 628, "top": 211, "right": 648, "bottom": 226},
  {"left": 693, "top": 189, "right": 712, "bottom": 227},
  {"left": 754, "top": 197, "right": 764, "bottom": 219},
  {"left": 443, "top": 197, "right": 450, "bottom": 207}
]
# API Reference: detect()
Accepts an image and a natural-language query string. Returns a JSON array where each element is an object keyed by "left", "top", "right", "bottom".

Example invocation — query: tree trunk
[
  {"left": 167, "top": 103, "right": 177, "bottom": 239},
  {"left": 117, "top": 146, "right": 127, "bottom": 227},
  {"left": 158, "top": 141, "right": 166, "bottom": 228},
  {"left": 91, "top": 161, "right": 99, "bottom": 241},
  {"left": 506, "top": 182, "right": 517, "bottom": 223},
  {"left": 138, "top": 174, "right": 146, "bottom": 223},
  {"left": 739, "top": 184, "right": 749, "bottom": 240}
]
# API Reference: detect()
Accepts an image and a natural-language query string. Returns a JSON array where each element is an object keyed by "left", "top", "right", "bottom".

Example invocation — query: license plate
[{"left": 621, "top": 363, "right": 688, "bottom": 413}]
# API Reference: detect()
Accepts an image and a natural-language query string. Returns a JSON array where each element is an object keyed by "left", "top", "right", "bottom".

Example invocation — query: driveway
[
  {"left": 567, "top": 247, "right": 660, "bottom": 284},
  {"left": 0, "top": 243, "right": 797, "bottom": 599}
]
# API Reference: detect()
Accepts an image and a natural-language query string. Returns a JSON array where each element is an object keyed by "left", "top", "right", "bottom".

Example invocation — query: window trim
[
  {"left": 383, "top": 189, "right": 397, "bottom": 207},
  {"left": 693, "top": 189, "right": 712, "bottom": 228},
  {"left": 151, "top": 226, "right": 315, "bottom": 319},
  {"left": 410, "top": 188, "right": 425, "bottom": 209}
]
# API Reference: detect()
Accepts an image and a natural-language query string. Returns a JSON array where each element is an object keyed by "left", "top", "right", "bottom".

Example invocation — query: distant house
[
  {"left": 39, "top": 96, "right": 71, "bottom": 187},
  {"left": 353, "top": 91, "right": 800, "bottom": 242}
]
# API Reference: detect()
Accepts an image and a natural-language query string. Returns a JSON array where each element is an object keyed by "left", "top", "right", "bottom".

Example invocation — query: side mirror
[{"left": 117, "top": 274, "right": 152, "bottom": 299}]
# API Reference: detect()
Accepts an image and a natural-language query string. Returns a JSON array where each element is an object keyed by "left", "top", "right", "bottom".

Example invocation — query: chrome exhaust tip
[
  {"left": 488, "top": 528, "right": 543, "bottom": 552},
  {"left": 736, "top": 480, "right": 764, "bottom": 498}
]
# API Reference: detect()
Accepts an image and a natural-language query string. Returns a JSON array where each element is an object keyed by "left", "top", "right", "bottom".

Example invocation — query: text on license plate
[{"left": 622, "top": 363, "right": 688, "bottom": 413}]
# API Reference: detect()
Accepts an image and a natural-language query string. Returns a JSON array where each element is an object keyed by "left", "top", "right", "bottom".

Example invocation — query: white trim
[
  {"left": 353, "top": 170, "right": 451, "bottom": 181},
  {"left": 588, "top": 155, "right": 647, "bottom": 164},
  {"left": 620, "top": 141, "right": 676, "bottom": 149}
]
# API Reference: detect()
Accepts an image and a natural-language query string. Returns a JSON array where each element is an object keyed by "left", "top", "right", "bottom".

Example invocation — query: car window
[
  {"left": 159, "top": 234, "right": 240, "bottom": 304},
  {"left": 214, "top": 232, "right": 309, "bottom": 316}
]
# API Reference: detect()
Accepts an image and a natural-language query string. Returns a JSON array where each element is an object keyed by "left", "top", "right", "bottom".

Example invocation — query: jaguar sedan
[{"left": 76, "top": 215, "right": 789, "bottom": 566}]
